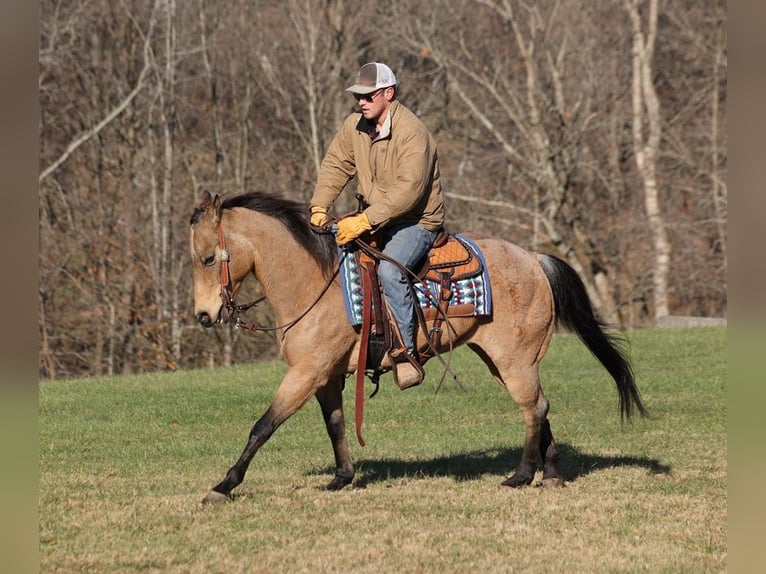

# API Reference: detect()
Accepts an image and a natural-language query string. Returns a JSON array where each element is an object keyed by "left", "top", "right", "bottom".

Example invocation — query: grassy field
[{"left": 39, "top": 326, "right": 726, "bottom": 573}]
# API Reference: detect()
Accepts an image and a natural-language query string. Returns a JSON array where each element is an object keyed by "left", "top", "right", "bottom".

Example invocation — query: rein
[{"left": 216, "top": 222, "right": 339, "bottom": 333}]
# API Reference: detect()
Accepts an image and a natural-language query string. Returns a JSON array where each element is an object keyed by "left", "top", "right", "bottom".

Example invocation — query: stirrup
[{"left": 390, "top": 351, "right": 424, "bottom": 390}]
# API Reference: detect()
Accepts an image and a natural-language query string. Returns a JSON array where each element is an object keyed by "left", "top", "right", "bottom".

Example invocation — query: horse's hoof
[
  {"left": 324, "top": 475, "right": 353, "bottom": 491},
  {"left": 201, "top": 490, "right": 231, "bottom": 505},
  {"left": 541, "top": 477, "right": 566, "bottom": 488},
  {"left": 501, "top": 474, "right": 533, "bottom": 488}
]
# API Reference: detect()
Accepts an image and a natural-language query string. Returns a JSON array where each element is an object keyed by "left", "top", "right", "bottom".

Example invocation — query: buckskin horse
[{"left": 189, "top": 190, "right": 647, "bottom": 504}]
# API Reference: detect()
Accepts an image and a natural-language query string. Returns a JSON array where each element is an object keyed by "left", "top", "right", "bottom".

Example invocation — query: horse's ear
[
  {"left": 199, "top": 190, "right": 213, "bottom": 210},
  {"left": 210, "top": 193, "right": 223, "bottom": 225},
  {"left": 195, "top": 191, "right": 223, "bottom": 225}
]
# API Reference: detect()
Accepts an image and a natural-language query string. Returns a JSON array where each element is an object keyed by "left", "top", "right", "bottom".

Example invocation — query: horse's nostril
[{"left": 196, "top": 312, "right": 212, "bottom": 327}]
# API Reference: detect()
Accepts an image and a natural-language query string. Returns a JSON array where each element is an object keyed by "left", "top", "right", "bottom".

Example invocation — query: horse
[{"left": 189, "top": 190, "right": 647, "bottom": 504}]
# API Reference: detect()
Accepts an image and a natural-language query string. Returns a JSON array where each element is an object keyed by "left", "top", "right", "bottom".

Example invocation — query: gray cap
[{"left": 345, "top": 62, "right": 397, "bottom": 94}]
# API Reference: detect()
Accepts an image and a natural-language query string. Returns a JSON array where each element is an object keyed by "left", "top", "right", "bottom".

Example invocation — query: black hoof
[
  {"left": 501, "top": 473, "right": 534, "bottom": 488},
  {"left": 541, "top": 477, "right": 566, "bottom": 488},
  {"left": 324, "top": 474, "right": 354, "bottom": 491}
]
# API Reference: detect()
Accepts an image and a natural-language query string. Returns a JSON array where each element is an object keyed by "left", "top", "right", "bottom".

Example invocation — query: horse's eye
[{"left": 202, "top": 254, "right": 216, "bottom": 267}]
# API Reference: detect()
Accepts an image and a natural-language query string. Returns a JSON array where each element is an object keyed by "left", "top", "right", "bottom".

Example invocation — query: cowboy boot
[{"left": 391, "top": 350, "right": 425, "bottom": 390}]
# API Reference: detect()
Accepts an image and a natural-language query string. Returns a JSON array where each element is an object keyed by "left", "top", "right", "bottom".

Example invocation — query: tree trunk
[
  {"left": 627, "top": 0, "right": 669, "bottom": 321},
  {"left": 710, "top": 26, "right": 727, "bottom": 274}
]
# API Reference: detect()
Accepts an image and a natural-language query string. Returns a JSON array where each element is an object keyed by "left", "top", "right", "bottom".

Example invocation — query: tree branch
[{"left": 38, "top": 2, "right": 159, "bottom": 185}]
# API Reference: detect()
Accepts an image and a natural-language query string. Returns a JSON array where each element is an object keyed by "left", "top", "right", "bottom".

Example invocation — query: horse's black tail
[{"left": 538, "top": 254, "right": 648, "bottom": 421}]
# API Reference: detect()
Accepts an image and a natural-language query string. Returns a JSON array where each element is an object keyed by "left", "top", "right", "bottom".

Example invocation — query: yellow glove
[
  {"left": 310, "top": 205, "right": 330, "bottom": 228},
  {"left": 335, "top": 213, "right": 372, "bottom": 245}
]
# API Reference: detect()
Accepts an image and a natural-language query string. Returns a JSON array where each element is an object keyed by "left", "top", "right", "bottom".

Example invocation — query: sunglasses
[{"left": 352, "top": 89, "right": 384, "bottom": 102}]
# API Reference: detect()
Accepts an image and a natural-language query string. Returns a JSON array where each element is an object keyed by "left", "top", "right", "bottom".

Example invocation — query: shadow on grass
[{"left": 308, "top": 443, "right": 671, "bottom": 488}]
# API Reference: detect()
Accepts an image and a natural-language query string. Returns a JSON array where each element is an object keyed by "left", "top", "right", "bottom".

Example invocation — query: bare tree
[
  {"left": 659, "top": 1, "right": 727, "bottom": 315},
  {"left": 625, "top": 0, "right": 668, "bottom": 322},
  {"left": 387, "top": 0, "right": 623, "bottom": 319},
  {"left": 40, "top": 0, "right": 164, "bottom": 376},
  {"left": 38, "top": 0, "right": 726, "bottom": 378},
  {"left": 39, "top": 2, "right": 159, "bottom": 185}
]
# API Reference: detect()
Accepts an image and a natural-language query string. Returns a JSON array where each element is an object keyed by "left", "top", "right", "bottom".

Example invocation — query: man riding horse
[{"left": 309, "top": 62, "right": 445, "bottom": 390}]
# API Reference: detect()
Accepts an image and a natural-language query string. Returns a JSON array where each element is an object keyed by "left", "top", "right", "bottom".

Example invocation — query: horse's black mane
[{"left": 221, "top": 191, "right": 337, "bottom": 275}]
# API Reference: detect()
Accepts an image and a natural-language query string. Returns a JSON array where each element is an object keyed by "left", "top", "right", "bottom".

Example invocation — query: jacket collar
[{"left": 355, "top": 100, "right": 399, "bottom": 142}]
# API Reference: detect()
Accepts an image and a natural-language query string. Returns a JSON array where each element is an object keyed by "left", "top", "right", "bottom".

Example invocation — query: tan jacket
[{"left": 311, "top": 100, "right": 445, "bottom": 232}]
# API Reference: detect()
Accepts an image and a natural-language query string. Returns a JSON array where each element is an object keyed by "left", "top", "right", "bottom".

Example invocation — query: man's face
[{"left": 353, "top": 87, "right": 391, "bottom": 122}]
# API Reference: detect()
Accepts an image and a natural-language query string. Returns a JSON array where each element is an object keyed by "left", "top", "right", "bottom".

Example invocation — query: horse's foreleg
[
  {"left": 202, "top": 369, "right": 318, "bottom": 504},
  {"left": 315, "top": 377, "right": 354, "bottom": 490},
  {"left": 202, "top": 409, "right": 277, "bottom": 504}
]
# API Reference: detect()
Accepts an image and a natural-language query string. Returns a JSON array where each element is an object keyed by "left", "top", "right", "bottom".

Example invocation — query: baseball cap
[{"left": 345, "top": 62, "right": 397, "bottom": 95}]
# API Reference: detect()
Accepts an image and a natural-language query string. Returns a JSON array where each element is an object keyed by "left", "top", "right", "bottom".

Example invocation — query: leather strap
[
  {"left": 354, "top": 255, "right": 377, "bottom": 447},
  {"left": 217, "top": 224, "right": 232, "bottom": 307},
  {"left": 366, "top": 258, "right": 387, "bottom": 339},
  {"left": 420, "top": 270, "right": 454, "bottom": 359}
]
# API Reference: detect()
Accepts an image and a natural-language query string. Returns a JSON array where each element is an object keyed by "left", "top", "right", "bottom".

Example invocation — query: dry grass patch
[{"left": 40, "top": 327, "right": 726, "bottom": 573}]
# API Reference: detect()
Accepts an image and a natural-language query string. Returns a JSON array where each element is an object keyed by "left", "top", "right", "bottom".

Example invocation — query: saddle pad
[{"left": 339, "top": 234, "right": 492, "bottom": 326}]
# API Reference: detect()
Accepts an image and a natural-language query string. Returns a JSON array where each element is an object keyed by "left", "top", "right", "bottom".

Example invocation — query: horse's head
[{"left": 189, "top": 191, "right": 246, "bottom": 327}]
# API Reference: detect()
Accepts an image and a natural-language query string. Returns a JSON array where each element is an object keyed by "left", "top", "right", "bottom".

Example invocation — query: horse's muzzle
[
  {"left": 196, "top": 311, "right": 217, "bottom": 328},
  {"left": 196, "top": 305, "right": 227, "bottom": 327}
]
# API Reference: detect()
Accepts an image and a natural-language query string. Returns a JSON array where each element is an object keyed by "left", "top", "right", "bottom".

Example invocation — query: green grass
[{"left": 39, "top": 327, "right": 726, "bottom": 573}]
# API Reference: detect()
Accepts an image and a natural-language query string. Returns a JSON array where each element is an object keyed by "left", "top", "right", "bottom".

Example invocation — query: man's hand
[
  {"left": 310, "top": 205, "right": 330, "bottom": 228},
  {"left": 335, "top": 213, "right": 372, "bottom": 245}
]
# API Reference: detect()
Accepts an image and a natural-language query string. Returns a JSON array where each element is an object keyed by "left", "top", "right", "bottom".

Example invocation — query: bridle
[
  {"left": 216, "top": 223, "right": 239, "bottom": 311},
  {"left": 215, "top": 221, "right": 339, "bottom": 333}
]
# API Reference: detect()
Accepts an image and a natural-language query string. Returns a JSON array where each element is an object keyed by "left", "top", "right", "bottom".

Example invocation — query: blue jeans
[{"left": 377, "top": 223, "right": 438, "bottom": 355}]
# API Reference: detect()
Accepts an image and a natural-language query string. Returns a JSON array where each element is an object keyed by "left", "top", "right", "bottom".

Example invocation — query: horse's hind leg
[
  {"left": 315, "top": 377, "right": 354, "bottom": 490},
  {"left": 500, "top": 385, "right": 548, "bottom": 488},
  {"left": 501, "top": 385, "right": 564, "bottom": 488},
  {"left": 468, "top": 342, "right": 560, "bottom": 487},
  {"left": 539, "top": 417, "right": 564, "bottom": 487}
]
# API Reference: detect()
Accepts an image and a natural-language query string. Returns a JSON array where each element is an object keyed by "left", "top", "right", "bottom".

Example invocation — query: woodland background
[{"left": 38, "top": 0, "right": 727, "bottom": 380}]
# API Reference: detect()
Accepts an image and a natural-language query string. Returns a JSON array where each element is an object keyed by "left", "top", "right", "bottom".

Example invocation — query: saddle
[
  {"left": 417, "top": 230, "right": 484, "bottom": 323},
  {"left": 352, "top": 230, "right": 484, "bottom": 445}
]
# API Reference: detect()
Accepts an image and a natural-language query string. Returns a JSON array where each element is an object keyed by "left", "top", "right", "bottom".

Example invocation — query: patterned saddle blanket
[{"left": 339, "top": 233, "right": 492, "bottom": 326}]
